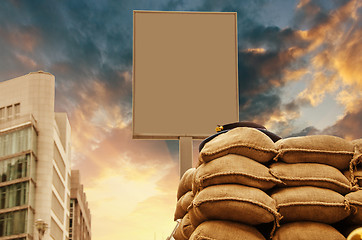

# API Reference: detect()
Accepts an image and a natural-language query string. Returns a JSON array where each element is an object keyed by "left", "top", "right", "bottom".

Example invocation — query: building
[
  {"left": 69, "top": 170, "right": 91, "bottom": 240},
  {"left": 0, "top": 71, "right": 72, "bottom": 240}
]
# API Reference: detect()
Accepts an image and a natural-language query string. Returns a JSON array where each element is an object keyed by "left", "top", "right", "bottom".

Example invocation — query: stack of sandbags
[
  {"left": 271, "top": 135, "right": 357, "bottom": 239},
  {"left": 173, "top": 168, "right": 196, "bottom": 240},
  {"left": 187, "top": 127, "right": 283, "bottom": 239}
]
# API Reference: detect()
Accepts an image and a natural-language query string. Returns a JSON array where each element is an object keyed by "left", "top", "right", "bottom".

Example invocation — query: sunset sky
[{"left": 0, "top": 0, "right": 362, "bottom": 239}]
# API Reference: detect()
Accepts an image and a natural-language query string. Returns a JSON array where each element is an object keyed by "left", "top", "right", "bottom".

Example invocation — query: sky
[{"left": 0, "top": 0, "right": 361, "bottom": 239}]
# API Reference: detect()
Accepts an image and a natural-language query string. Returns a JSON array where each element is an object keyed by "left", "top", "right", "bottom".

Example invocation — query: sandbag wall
[{"left": 173, "top": 127, "right": 362, "bottom": 240}]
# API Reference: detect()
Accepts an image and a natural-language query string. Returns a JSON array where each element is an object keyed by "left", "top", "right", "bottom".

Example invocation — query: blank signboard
[{"left": 133, "top": 11, "right": 239, "bottom": 139}]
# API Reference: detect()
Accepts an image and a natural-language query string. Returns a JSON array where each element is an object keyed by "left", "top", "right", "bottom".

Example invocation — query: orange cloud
[
  {"left": 0, "top": 27, "right": 39, "bottom": 52},
  {"left": 15, "top": 53, "right": 38, "bottom": 68}
]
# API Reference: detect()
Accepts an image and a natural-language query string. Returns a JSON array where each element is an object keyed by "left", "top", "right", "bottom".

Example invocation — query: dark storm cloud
[{"left": 322, "top": 106, "right": 362, "bottom": 140}]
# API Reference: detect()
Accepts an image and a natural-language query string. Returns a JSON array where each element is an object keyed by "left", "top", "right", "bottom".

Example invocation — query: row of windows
[
  {"left": 0, "top": 182, "right": 28, "bottom": 209},
  {"left": 0, "top": 154, "right": 36, "bottom": 183},
  {"left": 0, "top": 209, "right": 27, "bottom": 237},
  {"left": 0, "top": 127, "right": 37, "bottom": 158},
  {"left": 0, "top": 103, "right": 20, "bottom": 122}
]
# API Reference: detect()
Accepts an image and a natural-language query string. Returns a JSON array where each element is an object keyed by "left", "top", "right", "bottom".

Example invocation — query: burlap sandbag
[
  {"left": 272, "top": 222, "right": 346, "bottom": 240},
  {"left": 349, "top": 139, "right": 362, "bottom": 187},
  {"left": 194, "top": 154, "right": 282, "bottom": 193},
  {"left": 344, "top": 169, "right": 362, "bottom": 187},
  {"left": 275, "top": 135, "right": 354, "bottom": 170},
  {"left": 173, "top": 213, "right": 195, "bottom": 240},
  {"left": 174, "top": 191, "right": 194, "bottom": 220},
  {"left": 199, "top": 127, "right": 277, "bottom": 164},
  {"left": 177, "top": 168, "right": 195, "bottom": 200},
  {"left": 269, "top": 162, "right": 353, "bottom": 194},
  {"left": 189, "top": 220, "right": 266, "bottom": 240},
  {"left": 188, "top": 184, "right": 280, "bottom": 227},
  {"left": 271, "top": 186, "right": 350, "bottom": 223},
  {"left": 345, "top": 190, "right": 362, "bottom": 225}
]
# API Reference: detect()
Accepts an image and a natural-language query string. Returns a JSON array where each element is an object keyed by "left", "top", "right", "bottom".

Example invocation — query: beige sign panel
[{"left": 133, "top": 11, "right": 239, "bottom": 139}]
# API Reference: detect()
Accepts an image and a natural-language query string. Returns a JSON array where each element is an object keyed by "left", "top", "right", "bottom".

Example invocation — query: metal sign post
[{"left": 179, "top": 136, "right": 193, "bottom": 178}]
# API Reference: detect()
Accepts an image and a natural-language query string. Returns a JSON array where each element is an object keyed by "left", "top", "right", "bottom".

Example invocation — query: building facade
[
  {"left": 69, "top": 170, "right": 91, "bottom": 240},
  {"left": 0, "top": 71, "right": 72, "bottom": 240}
]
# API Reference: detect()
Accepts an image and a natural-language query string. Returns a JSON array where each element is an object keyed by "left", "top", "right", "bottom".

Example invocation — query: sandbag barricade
[{"left": 172, "top": 126, "right": 362, "bottom": 239}]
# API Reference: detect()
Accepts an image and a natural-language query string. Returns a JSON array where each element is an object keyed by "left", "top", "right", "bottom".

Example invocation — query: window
[
  {"left": 0, "top": 108, "right": 4, "bottom": 121},
  {"left": 6, "top": 106, "right": 12, "bottom": 119},
  {"left": 0, "top": 210, "right": 27, "bottom": 236},
  {"left": 14, "top": 103, "right": 20, "bottom": 118},
  {"left": 0, "top": 182, "right": 29, "bottom": 209}
]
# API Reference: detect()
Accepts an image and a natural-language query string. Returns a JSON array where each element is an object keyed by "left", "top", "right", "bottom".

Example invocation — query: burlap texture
[
  {"left": 199, "top": 127, "right": 277, "bottom": 164},
  {"left": 349, "top": 139, "right": 362, "bottom": 187},
  {"left": 271, "top": 186, "right": 350, "bottom": 223},
  {"left": 344, "top": 169, "right": 362, "bottom": 187},
  {"left": 275, "top": 135, "right": 354, "bottom": 170},
  {"left": 173, "top": 213, "right": 195, "bottom": 240},
  {"left": 345, "top": 190, "right": 362, "bottom": 225},
  {"left": 272, "top": 222, "right": 346, "bottom": 240},
  {"left": 269, "top": 162, "right": 353, "bottom": 194},
  {"left": 174, "top": 191, "right": 194, "bottom": 220},
  {"left": 177, "top": 168, "right": 195, "bottom": 200},
  {"left": 189, "top": 220, "right": 266, "bottom": 240},
  {"left": 188, "top": 184, "right": 279, "bottom": 227},
  {"left": 194, "top": 154, "right": 282, "bottom": 194}
]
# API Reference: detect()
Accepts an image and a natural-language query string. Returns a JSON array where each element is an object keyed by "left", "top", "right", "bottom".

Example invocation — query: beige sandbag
[
  {"left": 272, "top": 222, "right": 346, "bottom": 240},
  {"left": 345, "top": 190, "right": 362, "bottom": 225},
  {"left": 173, "top": 213, "right": 195, "bottom": 240},
  {"left": 177, "top": 168, "right": 195, "bottom": 200},
  {"left": 199, "top": 127, "right": 277, "bottom": 164},
  {"left": 275, "top": 135, "right": 354, "bottom": 170},
  {"left": 174, "top": 191, "right": 194, "bottom": 220},
  {"left": 271, "top": 186, "right": 350, "bottom": 223},
  {"left": 188, "top": 184, "right": 280, "bottom": 227},
  {"left": 189, "top": 220, "right": 266, "bottom": 240},
  {"left": 269, "top": 162, "right": 353, "bottom": 194},
  {"left": 194, "top": 154, "right": 282, "bottom": 193}
]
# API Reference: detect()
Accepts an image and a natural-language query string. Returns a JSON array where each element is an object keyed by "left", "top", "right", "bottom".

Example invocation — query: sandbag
[
  {"left": 199, "top": 127, "right": 277, "bottom": 164},
  {"left": 173, "top": 213, "right": 195, "bottom": 240},
  {"left": 271, "top": 186, "right": 350, "bottom": 223},
  {"left": 177, "top": 168, "right": 195, "bottom": 200},
  {"left": 344, "top": 168, "right": 362, "bottom": 187},
  {"left": 189, "top": 220, "right": 266, "bottom": 240},
  {"left": 345, "top": 190, "right": 362, "bottom": 225},
  {"left": 269, "top": 162, "right": 353, "bottom": 194},
  {"left": 188, "top": 184, "right": 280, "bottom": 227},
  {"left": 350, "top": 139, "right": 362, "bottom": 187},
  {"left": 272, "top": 222, "right": 346, "bottom": 240},
  {"left": 194, "top": 154, "right": 282, "bottom": 193},
  {"left": 275, "top": 135, "right": 354, "bottom": 170},
  {"left": 174, "top": 191, "right": 194, "bottom": 220}
]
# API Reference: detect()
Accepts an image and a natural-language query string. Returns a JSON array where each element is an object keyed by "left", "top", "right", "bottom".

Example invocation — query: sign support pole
[{"left": 179, "top": 136, "right": 193, "bottom": 179}]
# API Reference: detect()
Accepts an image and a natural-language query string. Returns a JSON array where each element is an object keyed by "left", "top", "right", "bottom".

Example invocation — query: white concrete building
[{"left": 0, "top": 71, "right": 71, "bottom": 240}]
